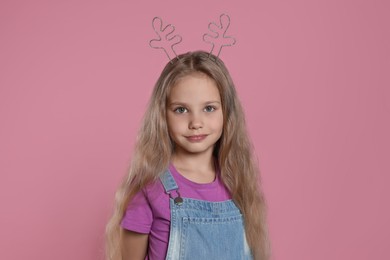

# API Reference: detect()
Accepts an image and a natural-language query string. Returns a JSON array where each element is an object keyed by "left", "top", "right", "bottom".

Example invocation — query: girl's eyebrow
[{"left": 169, "top": 101, "right": 221, "bottom": 106}]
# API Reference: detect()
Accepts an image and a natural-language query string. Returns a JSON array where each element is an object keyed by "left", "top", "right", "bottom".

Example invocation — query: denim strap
[{"left": 159, "top": 170, "right": 179, "bottom": 193}]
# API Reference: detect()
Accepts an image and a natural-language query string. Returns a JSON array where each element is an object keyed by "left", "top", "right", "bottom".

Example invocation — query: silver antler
[
  {"left": 149, "top": 17, "right": 182, "bottom": 62},
  {"left": 203, "top": 14, "right": 236, "bottom": 58}
]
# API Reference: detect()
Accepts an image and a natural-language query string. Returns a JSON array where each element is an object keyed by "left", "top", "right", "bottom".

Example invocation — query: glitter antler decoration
[
  {"left": 203, "top": 14, "right": 236, "bottom": 58},
  {"left": 149, "top": 17, "right": 182, "bottom": 62}
]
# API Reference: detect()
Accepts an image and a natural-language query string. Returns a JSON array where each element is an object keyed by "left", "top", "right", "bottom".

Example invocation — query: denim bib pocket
[{"left": 179, "top": 215, "right": 246, "bottom": 259}]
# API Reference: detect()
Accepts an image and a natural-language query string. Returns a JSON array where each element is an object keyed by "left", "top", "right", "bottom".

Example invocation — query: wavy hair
[{"left": 105, "top": 51, "right": 270, "bottom": 259}]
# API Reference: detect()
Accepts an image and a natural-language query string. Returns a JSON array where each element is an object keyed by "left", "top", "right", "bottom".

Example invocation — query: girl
[{"left": 106, "top": 51, "right": 269, "bottom": 260}]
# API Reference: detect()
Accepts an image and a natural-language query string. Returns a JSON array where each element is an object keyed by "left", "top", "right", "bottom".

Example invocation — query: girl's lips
[{"left": 186, "top": 135, "right": 207, "bottom": 142}]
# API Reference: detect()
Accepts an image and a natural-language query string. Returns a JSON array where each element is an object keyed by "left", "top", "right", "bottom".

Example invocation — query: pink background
[{"left": 1, "top": 0, "right": 389, "bottom": 259}]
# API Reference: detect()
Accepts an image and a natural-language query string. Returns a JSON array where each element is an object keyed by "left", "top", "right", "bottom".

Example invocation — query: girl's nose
[{"left": 188, "top": 113, "right": 203, "bottom": 129}]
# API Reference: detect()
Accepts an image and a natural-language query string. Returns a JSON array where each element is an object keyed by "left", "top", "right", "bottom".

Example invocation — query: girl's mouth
[{"left": 186, "top": 135, "right": 207, "bottom": 142}]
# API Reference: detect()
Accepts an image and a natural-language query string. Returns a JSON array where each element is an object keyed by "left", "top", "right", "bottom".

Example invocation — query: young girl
[{"left": 106, "top": 51, "right": 269, "bottom": 260}]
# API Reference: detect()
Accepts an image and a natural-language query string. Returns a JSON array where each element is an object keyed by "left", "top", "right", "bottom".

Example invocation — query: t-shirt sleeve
[{"left": 120, "top": 188, "right": 153, "bottom": 234}]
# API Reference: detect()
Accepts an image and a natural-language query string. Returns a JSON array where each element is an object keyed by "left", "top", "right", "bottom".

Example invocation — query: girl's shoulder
[
  {"left": 142, "top": 177, "right": 167, "bottom": 203},
  {"left": 122, "top": 177, "right": 169, "bottom": 233}
]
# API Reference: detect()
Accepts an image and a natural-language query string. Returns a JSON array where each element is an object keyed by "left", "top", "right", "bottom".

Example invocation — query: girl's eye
[
  {"left": 204, "top": 106, "right": 216, "bottom": 112},
  {"left": 174, "top": 107, "right": 187, "bottom": 113}
]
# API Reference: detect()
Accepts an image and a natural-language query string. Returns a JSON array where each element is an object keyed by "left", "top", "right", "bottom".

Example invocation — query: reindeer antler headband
[{"left": 149, "top": 14, "right": 236, "bottom": 62}]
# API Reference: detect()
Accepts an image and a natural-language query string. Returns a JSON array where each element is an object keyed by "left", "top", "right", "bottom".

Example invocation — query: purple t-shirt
[{"left": 121, "top": 163, "right": 231, "bottom": 259}]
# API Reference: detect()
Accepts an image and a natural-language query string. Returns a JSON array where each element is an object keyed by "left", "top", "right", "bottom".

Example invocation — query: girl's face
[{"left": 166, "top": 73, "right": 223, "bottom": 158}]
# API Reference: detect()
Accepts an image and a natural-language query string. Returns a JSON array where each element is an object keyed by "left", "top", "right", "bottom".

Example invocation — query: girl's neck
[{"left": 171, "top": 152, "right": 216, "bottom": 184}]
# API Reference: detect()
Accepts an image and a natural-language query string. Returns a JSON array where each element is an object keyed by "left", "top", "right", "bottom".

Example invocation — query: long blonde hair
[{"left": 105, "top": 51, "right": 270, "bottom": 259}]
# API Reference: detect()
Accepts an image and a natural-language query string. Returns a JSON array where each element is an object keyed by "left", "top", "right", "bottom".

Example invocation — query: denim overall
[{"left": 160, "top": 170, "right": 253, "bottom": 260}]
